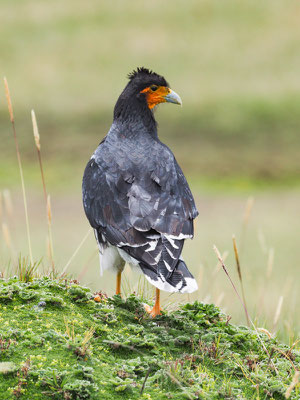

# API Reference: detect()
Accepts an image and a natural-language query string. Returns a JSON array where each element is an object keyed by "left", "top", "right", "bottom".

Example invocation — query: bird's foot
[{"left": 143, "top": 303, "right": 162, "bottom": 318}]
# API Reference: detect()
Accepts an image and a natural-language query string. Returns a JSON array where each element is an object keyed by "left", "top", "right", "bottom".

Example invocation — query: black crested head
[
  {"left": 113, "top": 67, "right": 170, "bottom": 135},
  {"left": 127, "top": 67, "right": 169, "bottom": 90}
]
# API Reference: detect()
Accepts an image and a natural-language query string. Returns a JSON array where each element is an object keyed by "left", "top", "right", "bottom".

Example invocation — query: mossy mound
[{"left": 0, "top": 277, "right": 299, "bottom": 399}]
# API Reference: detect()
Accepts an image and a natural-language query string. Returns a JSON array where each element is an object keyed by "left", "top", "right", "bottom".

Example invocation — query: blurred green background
[{"left": 0, "top": 0, "right": 299, "bottom": 342}]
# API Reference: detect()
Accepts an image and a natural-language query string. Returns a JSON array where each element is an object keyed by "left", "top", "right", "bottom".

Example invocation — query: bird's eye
[{"left": 150, "top": 85, "right": 158, "bottom": 91}]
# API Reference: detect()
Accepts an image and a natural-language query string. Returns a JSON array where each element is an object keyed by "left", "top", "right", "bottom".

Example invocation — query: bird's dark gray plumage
[{"left": 82, "top": 68, "right": 198, "bottom": 293}]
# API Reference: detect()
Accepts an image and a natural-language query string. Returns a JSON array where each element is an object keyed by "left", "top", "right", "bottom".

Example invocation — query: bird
[{"left": 82, "top": 67, "right": 198, "bottom": 317}]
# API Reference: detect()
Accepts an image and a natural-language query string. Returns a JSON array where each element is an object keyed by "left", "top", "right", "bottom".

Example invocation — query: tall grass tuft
[
  {"left": 3, "top": 78, "right": 33, "bottom": 265},
  {"left": 16, "top": 256, "right": 40, "bottom": 283}
]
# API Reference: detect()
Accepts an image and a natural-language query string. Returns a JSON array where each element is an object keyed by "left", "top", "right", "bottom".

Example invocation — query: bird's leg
[
  {"left": 116, "top": 271, "right": 122, "bottom": 295},
  {"left": 145, "top": 288, "right": 162, "bottom": 317}
]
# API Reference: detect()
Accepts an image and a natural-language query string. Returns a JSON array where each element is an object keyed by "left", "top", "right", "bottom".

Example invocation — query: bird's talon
[
  {"left": 143, "top": 303, "right": 152, "bottom": 314},
  {"left": 143, "top": 303, "right": 162, "bottom": 318}
]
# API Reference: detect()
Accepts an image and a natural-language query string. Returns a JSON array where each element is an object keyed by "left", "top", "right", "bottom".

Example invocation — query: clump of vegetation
[{"left": 0, "top": 277, "right": 299, "bottom": 399}]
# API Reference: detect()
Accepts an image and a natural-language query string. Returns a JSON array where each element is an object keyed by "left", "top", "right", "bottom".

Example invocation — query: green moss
[{"left": 0, "top": 278, "right": 299, "bottom": 399}]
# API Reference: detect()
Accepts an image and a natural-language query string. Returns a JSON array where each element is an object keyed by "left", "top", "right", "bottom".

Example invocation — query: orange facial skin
[{"left": 140, "top": 86, "right": 171, "bottom": 109}]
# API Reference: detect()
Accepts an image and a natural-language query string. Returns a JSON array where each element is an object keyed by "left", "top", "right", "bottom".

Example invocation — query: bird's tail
[{"left": 140, "top": 258, "right": 198, "bottom": 293}]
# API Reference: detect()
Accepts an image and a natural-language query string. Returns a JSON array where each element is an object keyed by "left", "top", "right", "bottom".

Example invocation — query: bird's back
[{"left": 82, "top": 67, "right": 198, "bottom": 294}]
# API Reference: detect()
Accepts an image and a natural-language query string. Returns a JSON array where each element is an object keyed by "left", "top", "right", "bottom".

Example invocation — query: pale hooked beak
[{"left": 164, "top": 89, "right": 182, "bottom": 106}]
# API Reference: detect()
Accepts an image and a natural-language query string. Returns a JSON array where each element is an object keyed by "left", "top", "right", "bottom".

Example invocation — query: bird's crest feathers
[
  {"left": 126, "top": 67, "right": 169, "bottom": 92},
  {"left": 128, "top": 67, "right": 162, "bottom": 81}
]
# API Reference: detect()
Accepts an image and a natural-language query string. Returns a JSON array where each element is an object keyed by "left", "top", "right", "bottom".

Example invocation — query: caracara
[{"left": 82, "top": 68, "right": 198, "bottom": 316}]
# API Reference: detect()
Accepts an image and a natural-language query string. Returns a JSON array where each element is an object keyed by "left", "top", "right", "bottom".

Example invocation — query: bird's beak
[{"left": 164, "top": 89, "right": 182, "bottom": 106}]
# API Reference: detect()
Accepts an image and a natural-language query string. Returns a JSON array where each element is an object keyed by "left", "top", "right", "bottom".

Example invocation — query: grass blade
[
  {"left": 213, "top": 244, "right": 279, "bottom": 375},
  {"left": 31, "top": 110, "right": 46, "bottom": 201},
  {"left": 31, "top": 110, "right": 55, "bottom": 274},
  {"left": 60, "top": 228, "right": 92, "bottom": 276},
  {"left": 285, "top": 370, "right": 299, "bottom": 399},
  {"left": 214, "top": 245, "right": 250, "bottom": 325},
  {"left": 232, "top": 235, "right": 250, "bottom": 326}
]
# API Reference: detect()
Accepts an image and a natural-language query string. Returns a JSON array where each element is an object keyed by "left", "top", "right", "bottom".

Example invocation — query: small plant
[
  {"left": 16, "top": 256, "right": 40, "bottom": 283},
  {"left": 39, "top": 365, "right": 99, "bottom": 399},
  {"left": 63, "top": 317, "right": 95, "bottom": 359},
  {"left": 0, "top": 337, "right": 15, "bottom": 357},
  {"left": 12, "top": 358, "right": 30, "bottom": 398}
]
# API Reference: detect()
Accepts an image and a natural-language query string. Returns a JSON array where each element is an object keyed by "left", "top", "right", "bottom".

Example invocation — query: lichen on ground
[{"left": 0, "top": 277, "right": 299, "bottom": 399}]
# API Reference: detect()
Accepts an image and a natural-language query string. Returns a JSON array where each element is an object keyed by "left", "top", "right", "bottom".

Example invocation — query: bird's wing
[{"left": 82, "top": 139, "right": 198, "bottom": 278}]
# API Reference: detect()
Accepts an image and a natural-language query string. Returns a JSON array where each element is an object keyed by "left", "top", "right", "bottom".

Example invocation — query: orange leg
[
  {"left": 116, "top": 271, "right": 122, "bottom": 295},
  {"left": 144, "top": 288, "right": 162, "bottom": 317}
]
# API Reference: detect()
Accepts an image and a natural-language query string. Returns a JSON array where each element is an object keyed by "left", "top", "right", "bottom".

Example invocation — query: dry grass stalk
[
  {"left": 0, "top": 192, "right": 2, "bottom": 222},
  {"left": 212, "top": 250, "right": 229, "bottom": 277},
  {"left": 289, "top": 339, "right": 300, "bottom": 352},
  {"left": 2, "top": 223, "right": 12, "bottom": 249},
  {"left": 2, "top": 221, "right": 15, "bottom": 262},
  {"left": 31, "top": 110, "right": 46, "bottom": 201},
  {"left": 257, "top": 327, "right": 273, "bottom": 339},
  {"left": 213, "top": 245, "right": 250, "bottom": 325},
  {"left": 266, "top": 248, "right": 274, "bottom": 278},
  {"left": 232, "top": 236, "right": 242, "bottom": 281},
  {"left": 203, "top": 294, "right": 211, "bottom": 304},
  {"left": 3, "top": 189, "right": 13, "bottom": 218},
  {"left": 273, "top": 295, "right": 284, "bottom": 329},
  {"left": 3, "top": 77, "right": 33, "bottom": 265},
  {"left": 64, "top": 317, "right": 75, "bottom": 342},
  {"left": 285, "top": 371, "right": 300, "bottom": 399},
  {"left": 164, "top": 370, "right": 193, "bottom": 400},
  {"left": 47, "top": 195, "right": 52, "bottom": 223},
  {"left": 46, "top": 237, "right": 51, "bottom": 260},
  {"left": 215, "top": 292, "right": 224, "bottom": 307},
  {"left": 213, "top": 245, "right": 279, "bottom": 375},
  {"left": 240, "top": 196, "right": 254, "bottom": 255},
  {"left": 258, "top": 228, "right": 268, "bottom": 254},
  {"left": 82, "top": 326, "right": 95, "bottom": 347},
  {"left": 284, "top": 320, "right": 295, "bottom": 344},
  {"left": 31, "top": 110, "right": 55, "bottom": 272},
  {"left": 243, "top": 196, "right": 254, "bottom": 226},
  {"left": 78, "top": 248, "right": 98, "bottom": 281},
  {"left": 197, "top": 264, "right": 204, "bottom": 290},
  {"left": 60, "top": 228, "right": 92, "bottom": 276},
  {"left": 31, "top": 110, "right": 40, "bottom": 151},
  {"left": 232, "top": 235, "right": 250, "bottom": 326},
  {"left": 231, "top": 354, "right": 256, "bottom": 385},
  {"left": 274, "top": 346, "right": 297, "bottom": 372},
  {"left": 4, "top": 77, "right": 14, "bottom": 123},
  {"left": 47, "top": 195, "right": 55, "bottom": 273}
]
